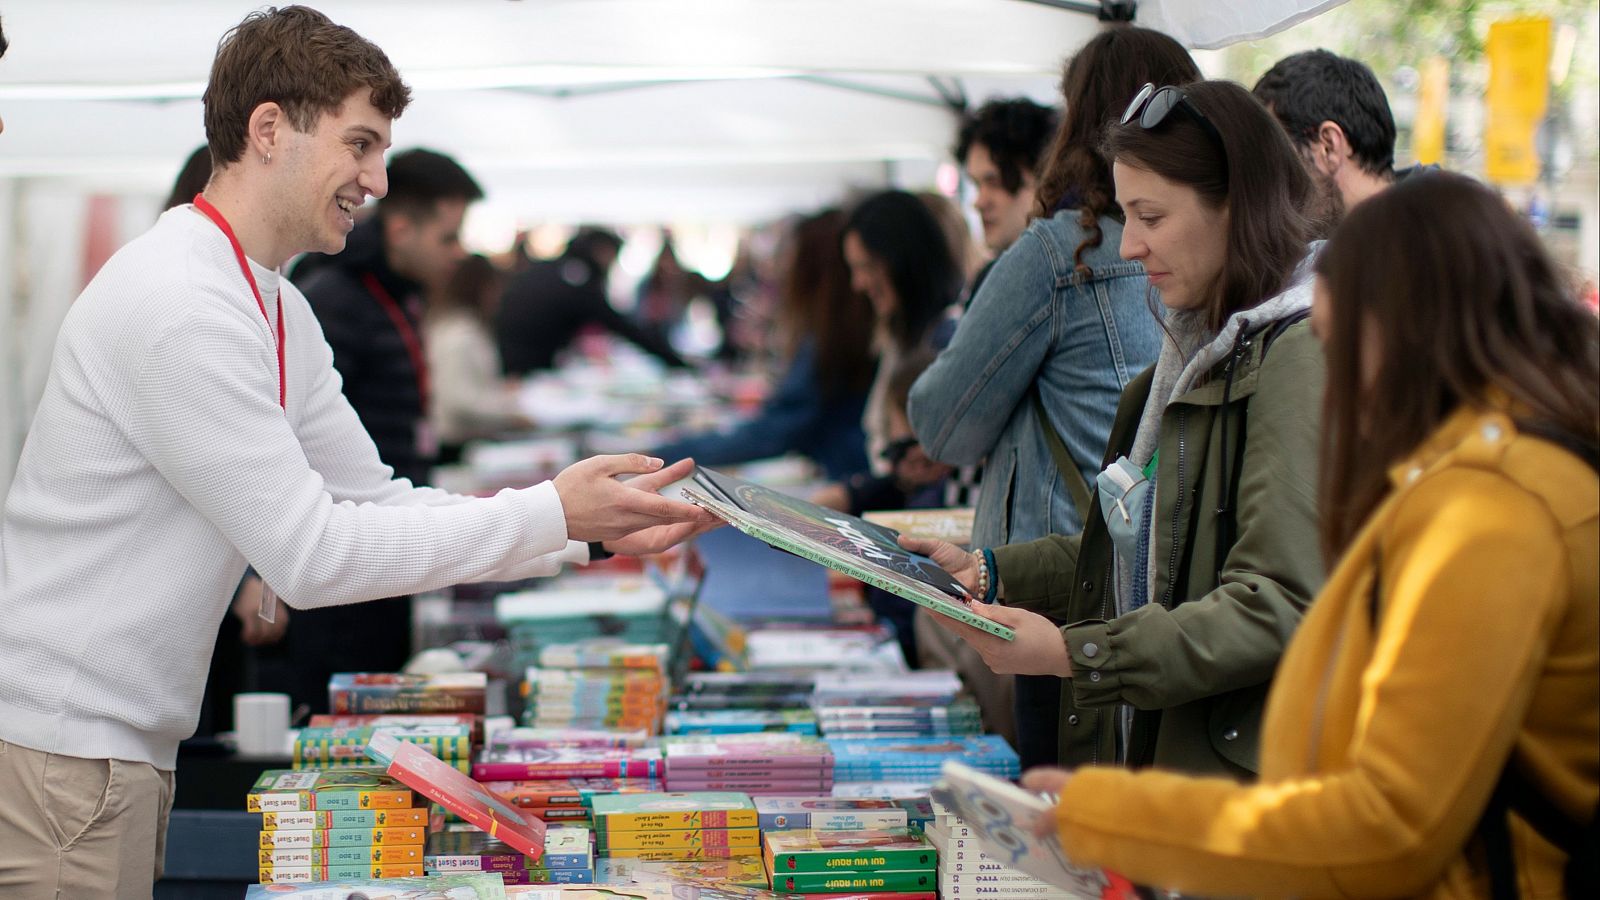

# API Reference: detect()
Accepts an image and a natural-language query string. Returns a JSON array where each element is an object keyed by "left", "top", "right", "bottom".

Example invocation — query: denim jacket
[{"left": 908, "top": 210, "right": 1161, "bottom": 547}]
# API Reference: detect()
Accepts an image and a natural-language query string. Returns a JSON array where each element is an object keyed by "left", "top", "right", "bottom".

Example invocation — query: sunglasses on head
[{"left": 1121, "top": 83, "right": 1228, "bottom": 166}]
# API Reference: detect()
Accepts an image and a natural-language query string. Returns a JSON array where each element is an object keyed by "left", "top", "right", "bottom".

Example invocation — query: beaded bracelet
[
  {"left": 980, "top": 547, "right": 999, "bottom": 604},
  {"left": 972, "top": 549, "right": 989, "bottom": 602}
]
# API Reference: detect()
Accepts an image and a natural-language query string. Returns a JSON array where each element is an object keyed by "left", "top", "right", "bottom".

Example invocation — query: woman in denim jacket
[{"left": 907, "top": 26, "right": 1200, "bottom": 769}]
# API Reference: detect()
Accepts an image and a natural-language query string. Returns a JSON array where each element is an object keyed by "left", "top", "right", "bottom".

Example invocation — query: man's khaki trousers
[{"left": 0, "top": 738, "right": 174, "bottom": 899}]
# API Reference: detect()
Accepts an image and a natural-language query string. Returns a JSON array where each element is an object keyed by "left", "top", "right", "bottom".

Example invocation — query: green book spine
[
  {"left": 771, "top": 870, "right": 938, "bottom": 893},
  {"left": 767, "top": 845, "right": 937, "bottom": 874}
]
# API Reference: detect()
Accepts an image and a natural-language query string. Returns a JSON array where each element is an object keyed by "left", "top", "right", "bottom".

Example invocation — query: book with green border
[
  {"left": 684, "top": 469, "right": 1013, "bottom": 641},
  {"left": 770, "top": 870, "right": 937, "bottom": 893},
  {"left": 762, "top": 828, "right": 936, "bottom": 874}
]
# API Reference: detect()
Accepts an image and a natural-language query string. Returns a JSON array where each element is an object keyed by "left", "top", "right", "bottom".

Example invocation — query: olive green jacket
[{"left": 991, "top": 320, "right": 1326, "bottom": 777}]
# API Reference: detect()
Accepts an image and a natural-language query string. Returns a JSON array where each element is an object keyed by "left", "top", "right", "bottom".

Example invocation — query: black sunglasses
[{"left": 1121, "top": 83, "right": 1228, "bottom": 167}]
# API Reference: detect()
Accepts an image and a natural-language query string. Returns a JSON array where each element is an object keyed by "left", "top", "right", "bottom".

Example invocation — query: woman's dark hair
[
  {"left": 433, "top": 254, "right": 503, "bottom": 324},
  {"left": 1033, "top": 26, "right": 1201, "bottom": 278},
  {"left": 1316, "top": 172, "right": 1599, "bottom": 562},
  {"left": 164, "top": 146, "right": 214, "bottom": 211},
  {"left": 1104, "top": 80, "right": 1314, "bottom": 334},
  {"left": 776, "top": 209, "right": 876, "bottom": 400},
  {"left": 844, "top": 190, "right": 961, "bottom": 352}
]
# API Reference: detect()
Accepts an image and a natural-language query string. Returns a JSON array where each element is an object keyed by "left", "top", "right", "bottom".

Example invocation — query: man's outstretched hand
[{"left": 554, "top": 455, "right": 722, "bottom": 549}]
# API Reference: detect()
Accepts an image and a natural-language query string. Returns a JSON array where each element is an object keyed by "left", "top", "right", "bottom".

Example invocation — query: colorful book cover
[
  {"left": 660, "top": 740, "right": 832, "bottom": 771},
  {"left": 826, "top": 737, "right": 1019, "bottom": 776},
  {"left": 590, "top": 793, "right": 757, "bottom": 831},
  {"left": 597, "top": 828, "right": 760, "bottom": 852},
  {"left": 684, "top": 468, "right": 1011, "bottom": 641},
  {"left": 366, "top": 731, "right": 546, "bottom": 861},
  {"left": 259, "top": 844, "right": 423, "bottom": 867},
  {"left": 425, "top": 827, "right": 593, "bottom": 872},
  {"left": 490, "top": 728, "right": 651, "bottom": 751},
  {"left": 755, "top": 798, "right": 906, "bottom": 832},
  {"left": 257, "top": 862, "right": 425, "bottom": 882},
  {"left": 625, "top": 855, "right": 768, "bottom": 888},
  {"left": 473, "top": 747, "right": 663, "bottom": 781},
  {"left": 260, "top": 825, "right": 428, "bottom": 849},
  {"left": 261, "top": 807, "right": 431, "bottom": 831},
  {"left": 486, "top": 778, "right": 661, "bottom": 809},
  {"left": 929, "top": 762, "right": 1139, "bottom": 900},
  {"left": 247, "top": 769, "right": 416, "bottom": 813},
  {"left": 665, "top": 779, "right": 831, "bottom": 793},
  {"left": 329, "top": 672, "right": 488, "bottom": 715},
  {"left": 537, "top": 641, "right": 670, "bottom": 670},
  {"left": 771, "top": 871, "right": 937, "bottom": 894},
  {"left": 496, "top": 868, "right": 596, "bottom": 885},
  {"left": 763, "top": 830, "right": 936, "bottom": 874},
  {"left": 295, "top": 724, "right": 473, "bottom": 763},
  {"left": 244, "top": 872, "right": 507, "bottom": 896},
  {"left": 602, "top": 846, "right": 753, "bottom": 860}
]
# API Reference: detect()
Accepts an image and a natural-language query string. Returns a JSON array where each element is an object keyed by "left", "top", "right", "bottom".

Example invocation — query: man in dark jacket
[
  {"left": 498, "top": 228, "right": 691, "bottom": 375},
  {"left": 261, "top": 148, "right": 483, "bottom": 713}
]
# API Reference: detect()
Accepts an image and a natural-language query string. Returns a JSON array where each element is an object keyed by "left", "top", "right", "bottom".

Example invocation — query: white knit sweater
[{"left": 0, "top": 207, "right": 586, "bottom": 769}]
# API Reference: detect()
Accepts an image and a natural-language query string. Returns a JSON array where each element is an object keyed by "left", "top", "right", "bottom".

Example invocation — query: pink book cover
[
  {"left": 662, "top": 741, "right": 833, "bottom": 771},
  {"left": 473, "top": 747, "right": 663, "bottom": 781},
  {"left": 367, "top": 731, "right": 546, "bottom": 861}
]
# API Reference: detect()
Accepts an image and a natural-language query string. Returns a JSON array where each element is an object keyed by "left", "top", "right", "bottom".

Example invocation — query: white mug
[{"left": 233, "top": 691, "right": 290, "bottom": 756}]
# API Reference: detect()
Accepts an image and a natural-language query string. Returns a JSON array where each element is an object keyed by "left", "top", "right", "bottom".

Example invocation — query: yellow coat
[{"left": 1052, "top": 402, "right": 1598, "bottom": 898}]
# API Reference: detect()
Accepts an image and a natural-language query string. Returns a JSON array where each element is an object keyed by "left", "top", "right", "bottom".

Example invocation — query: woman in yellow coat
[{"left": 1023, "top": 173, "right": 1598, "bottom": 897}]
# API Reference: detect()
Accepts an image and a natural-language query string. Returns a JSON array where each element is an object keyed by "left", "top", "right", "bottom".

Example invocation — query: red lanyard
[
  {"left": 361, "top": 273, "right": 430, "bottom": 408},
  {"left": 191, "top": 193, "right": 286, "bottom": 409}
]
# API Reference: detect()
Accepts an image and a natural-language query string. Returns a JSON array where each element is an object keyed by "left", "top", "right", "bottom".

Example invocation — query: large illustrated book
[{"left": 683, "top": 468, "right": 1013, "bottom": 641}]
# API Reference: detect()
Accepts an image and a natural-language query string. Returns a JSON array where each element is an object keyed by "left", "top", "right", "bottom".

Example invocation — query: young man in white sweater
[{"left": 0, "top": 8, "right": 717, "bottom": 897}]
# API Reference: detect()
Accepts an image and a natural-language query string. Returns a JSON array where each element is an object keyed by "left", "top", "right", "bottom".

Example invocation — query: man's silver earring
[{"left": 263, "top": 152, "right": 271, "bottom": 164}]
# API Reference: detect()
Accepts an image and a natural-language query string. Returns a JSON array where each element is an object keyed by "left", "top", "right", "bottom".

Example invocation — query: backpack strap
[{"left": 1031, "top": 386, "right": 1094, "bottom": 525}]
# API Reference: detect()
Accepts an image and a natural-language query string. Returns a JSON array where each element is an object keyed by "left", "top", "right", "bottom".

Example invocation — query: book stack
[
  {"left": 660, "top": 737, "right": 833, "bottom": 796},
  {"left": 329, "top": 672, "right": 488, "bottom": 716},
  {"left": 294, "top": 723, "right": 475, "bottom": 775},
  {"left": 590, "top": 792, "right": 760, "bottom": 860},
  {"left": 310, "top": 712, "right": 482, "bottom": 743},
  {"left": 664, "top": 708, "right": 818, "bottom": 736},
  {"left": 498, "top": 577, "right": 671, "bottom": 670},
  {"left": 248, "top": 769, "right": 426, "bottom": 883},
  {"left": 426, "top": 826, "right": 597, "bottom": 885},
  {"left": 521, "top": 645, "right": 670, "bottom": 734},
  {"left": 483, "top": 777, "right": 662, "bottom": 827},
  {"left": 243, "top": 873, "right": 509, "bottom": 898},
  {"left": 762, "top": 828, "right": 938, "bottom": 897},
  {"left": 826, "top": 736, "right": 1019, "bottom": 795},
  {"left": 810, "top": 671, "right": 980, "bottom": 739},
  {"left": 929, "top": 762, "right": 1138, "bottom": 900},
  {"left": 472, "top": 746, "right": 664, "bottom": 782},
  {"left": 923, "top": 798, "right": 1078, "bottom": 900},
  {"left": 754, "top": 797, "right": 907, "bottom": 833},
  {"left": 672, "top": 672, "right": 816, "bottom": 713}
]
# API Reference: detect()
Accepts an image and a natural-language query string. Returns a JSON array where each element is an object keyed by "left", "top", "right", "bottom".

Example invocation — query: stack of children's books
[
  {"left": 590, "top": 792, "right": 760, "bottom": 860},
  {"left": 294, "top": 722, "right": 475, "bottom": 774},
  {"left": 425, "top": 826, "right": 597, "bottom": 885},
  {"left": 660, "top": 736, "right": 834, "bottom": 796},
  {"left": 928, "top": 762, "right": 1138, "bottom": 900},
  {"left": 242, "top": 872, "right": 510, "bottom": 898},
  {"left": 664, "top": 708, "right": 819, "bottom": 736},
  {"left": 329, "top": 672, "right": 489, "bottom": 716},
  {"left": 754, "top": 797, "right": 908, "bottom": 833},
  {"left": 520, "top": 640, "right": 670, "bottom": 733},
  {"left": 672, "top": 672, "right": 816, "bottom": 713},
  {"left": 498, "top": 577, "right": 672, "bottom": 670},
  {"left": 810, "top": 671, "right": 980, "bottom": 739},
  {"left": 762, "top": 828, "right": 938, "bottom": 897},
  {"left": 248, "top": 768, "right": 427, "bottom": 883},
  {"left": 482, "top": 777, "right": 662, "bottom": 827},
  {"left": 472, "top": 745, "right": 665, "bottom": 782},
  {"left": 826, "top": 736, "right": 1019, "bottom": 795}
]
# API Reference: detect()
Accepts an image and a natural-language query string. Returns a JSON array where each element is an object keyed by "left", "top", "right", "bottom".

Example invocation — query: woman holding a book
[
  {"left": 904, "top": 81, "right": 1326, "bottom": 780},
  {"left": 1013, "top": 173, "right": 1600, "bottom": 898}
]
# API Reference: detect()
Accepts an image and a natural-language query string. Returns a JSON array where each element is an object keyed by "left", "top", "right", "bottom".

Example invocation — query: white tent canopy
[{"left": 0, "top": 0, "right": 1348, "bottom": 492}]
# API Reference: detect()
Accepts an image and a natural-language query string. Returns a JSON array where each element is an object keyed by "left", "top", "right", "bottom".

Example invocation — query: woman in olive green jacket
[{"left": 908, "top": 81, "right": 1327, "bottom": 779}]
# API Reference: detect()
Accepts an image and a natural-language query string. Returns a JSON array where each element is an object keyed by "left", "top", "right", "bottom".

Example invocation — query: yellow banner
[
  {"left": 1412, "top": 57, "right": 1449, "bottom": 166},
  {"left": 1484, "top": 16, "right": 1551, "bottom": 184}
]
